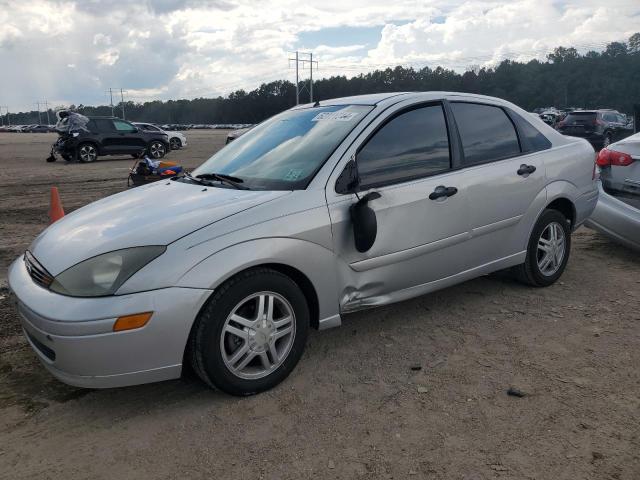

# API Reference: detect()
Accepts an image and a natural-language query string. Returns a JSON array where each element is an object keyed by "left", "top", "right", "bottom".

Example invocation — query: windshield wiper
[
  {"left": 177, "top": 172, "right": 210, "bottom": 186},
  {"left": 196, "top": 173, "right": 249, "bottom": 190}
]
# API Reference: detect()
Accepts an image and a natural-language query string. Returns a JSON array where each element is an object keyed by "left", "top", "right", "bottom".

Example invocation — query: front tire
[
  {"left": 515, "top": 209, "right": 571, "bottom": 287},
  {"left": 189, "top": 268, "right": 309, "bottom": 396}
]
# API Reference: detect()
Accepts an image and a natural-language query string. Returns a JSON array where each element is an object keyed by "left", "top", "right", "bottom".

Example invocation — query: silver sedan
[
  {"left": 586, "top": 132, "right": 640, "bottom": 250},
  {"left": 8, "top": 92, "right": 598, "bottom": 395}
]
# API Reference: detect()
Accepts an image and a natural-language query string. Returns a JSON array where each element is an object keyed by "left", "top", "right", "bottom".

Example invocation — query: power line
[{"left": 288, "top": 51, "right": 318, "bottom": 104}]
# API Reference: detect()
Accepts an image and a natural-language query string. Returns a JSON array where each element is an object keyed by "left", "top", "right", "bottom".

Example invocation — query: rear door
[{"left": 449, "top": 101, "right": 548, "bottom": 263}]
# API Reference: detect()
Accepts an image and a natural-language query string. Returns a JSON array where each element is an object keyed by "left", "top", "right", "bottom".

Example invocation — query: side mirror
[
  {"left": 335, "top": 159, "right": 360, "bottom": 194},
  {"left": 350, "top": 192, "right": 381, "bottom": 253}
]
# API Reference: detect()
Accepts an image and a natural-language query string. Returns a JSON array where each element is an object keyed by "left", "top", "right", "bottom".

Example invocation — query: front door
[
  {"left": 326, "top": 102, "right": 471, "bottom": 310},
  {"left": 112, "top": 119, "right": 145, "bottom": 153}
]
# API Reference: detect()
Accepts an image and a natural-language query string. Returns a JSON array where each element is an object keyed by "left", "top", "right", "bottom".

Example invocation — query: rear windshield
[
  {"left": 193, "top": 104, "right": 373, "bottom": 190},
  {"left": 564, "top": 112, "right": 596, "bottom": 124}
]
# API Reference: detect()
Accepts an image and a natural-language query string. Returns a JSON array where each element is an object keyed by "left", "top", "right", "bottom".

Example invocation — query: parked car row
[
  {"left": 0, "top": 124, "right": 56, "bottom": 133},
  {"left": 160, "top": 123, "right": 253, "bottom": 131}
]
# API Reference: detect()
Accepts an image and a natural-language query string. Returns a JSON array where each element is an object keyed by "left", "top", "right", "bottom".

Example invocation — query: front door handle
[
  {"left": 429, "top": 185, "right": 458, "bottom": 200},
  {"left": 517, "top": 164, "right": 536, "bottom": 176}
]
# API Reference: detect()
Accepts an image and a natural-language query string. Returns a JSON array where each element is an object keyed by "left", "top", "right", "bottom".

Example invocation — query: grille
[{"left": 24, "top": 251, "right": 54, "bottom": 289}]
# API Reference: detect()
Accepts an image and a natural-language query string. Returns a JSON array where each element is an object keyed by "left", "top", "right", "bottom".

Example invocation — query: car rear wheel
[
  {"left": 169, "top": 137, "right": 181, "bottom": 150},
  {"left": 148, "top": 141, "right": 166, "bottom": 159},
  {"left": 77, "top": 143, "right": 98, "bottom": 162},
  {"left": 515, "top": 209, "right": 571, "bottom": 287},
  {"left": 188, "top": 268, "right": 309, "bottom": 396}
]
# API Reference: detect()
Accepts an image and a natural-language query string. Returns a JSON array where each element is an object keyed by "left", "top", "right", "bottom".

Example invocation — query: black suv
[
  {"left": 50, "top": 117, "right": 170, "bottom": 162},
  {"left": 556, "top": 109, "right": 634, "bottom": 149}
]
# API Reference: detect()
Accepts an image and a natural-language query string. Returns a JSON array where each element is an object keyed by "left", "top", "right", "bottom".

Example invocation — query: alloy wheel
[
  {"left": 170, "top": 138, "right": 181, "bottom": 149},
  {"left": 220, "top": 292, "right": 296, "bottom": 380},
  {"left": 536, "top": 221, "right": 566, "bottom": 276},
  {"left": 79, "top": 144, "right": 97, "bottom": 162},
  {"left": 149, "top": 142, "right": 166, "bottom": 158}
]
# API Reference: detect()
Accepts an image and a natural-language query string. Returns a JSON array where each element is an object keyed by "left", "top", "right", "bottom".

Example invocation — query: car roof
[{"left": 298, "top": 91, "right": 534, "bottom": 109}]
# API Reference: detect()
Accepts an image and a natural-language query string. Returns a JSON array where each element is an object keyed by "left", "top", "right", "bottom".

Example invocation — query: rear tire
[
  {"left": 515, "top": 209, "right": 571, "bottom": 287},
  {"left": 188, "top": 268, "right": 309, "bottom": 396},
  {"left": 169, "top": 137, "right": 181, "bottom": 150},
  {"left": 147, "top": 141, "right": 166, "bottom": 159},
  {"left": 77, "top": 143, "right": 98, "bottom": 162}
]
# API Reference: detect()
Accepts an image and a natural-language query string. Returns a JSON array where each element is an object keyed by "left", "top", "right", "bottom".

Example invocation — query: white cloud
[{"left": 0, "top": 0, "right": 638, "bottom": 111}]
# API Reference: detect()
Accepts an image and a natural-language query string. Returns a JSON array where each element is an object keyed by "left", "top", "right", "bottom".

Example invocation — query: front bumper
[{"left": 8, "top": 257, "right": 212, "bottom": 388}]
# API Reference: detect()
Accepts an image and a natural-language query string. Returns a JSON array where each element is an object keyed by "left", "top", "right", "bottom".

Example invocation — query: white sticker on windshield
[
  {"left": 312, "top": 111, "right": 358, "bottom": 122},
  {"left": 284, "top": 169, "right": 303, "bottom": 181}
]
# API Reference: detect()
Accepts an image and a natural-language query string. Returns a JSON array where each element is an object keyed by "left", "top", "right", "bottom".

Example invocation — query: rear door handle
[
  {"left": 429, "top": 185, "right": 458, "bottom": 200},
  {"left": 517, "top": 164, "right": 536, "bottom": 176}
]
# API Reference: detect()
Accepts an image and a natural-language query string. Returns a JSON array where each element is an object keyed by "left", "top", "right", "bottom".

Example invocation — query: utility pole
[
  {"left": 310, "top": 52, "right": 313, "bottom": 102},
  {"left": 40, "top": 100, "right": 50, "bottom": 125},
  {"left": 288, "top": 51, "right": 318, "bottom": 105},
  {"left": 295, "top": 51, "right": 299, "bottom": 105},
  {"left": 120, "top": 88, "right": 126, "bottom": 119},
  {"left": 34, "top": 101, "right": 42, "bottom": 124},
  {"left": 108, "top": 88, "right": 114, "bottom": 116}
]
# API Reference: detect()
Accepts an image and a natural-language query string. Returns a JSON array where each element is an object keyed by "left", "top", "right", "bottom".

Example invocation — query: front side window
[
  {"left": 193, "top": 105, "right": 372, "bottom": 190},
  {"left": 452, "top": 102, "right": 521, "bottom": 166},
  {"left": 113, "top": 120, "right": 136, "bottom": 132},
  {"left": 357, "top": 104, "right": 451, "bottom": 188}
]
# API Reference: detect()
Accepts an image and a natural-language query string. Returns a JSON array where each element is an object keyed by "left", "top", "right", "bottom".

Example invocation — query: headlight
[{"left": 50, "top": 246, "right": 166, "bottom": 297}]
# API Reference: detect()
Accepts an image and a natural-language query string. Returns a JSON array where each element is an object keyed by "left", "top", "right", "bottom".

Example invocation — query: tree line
[{"left": 8, "top": 33, "right": 640, "bottom": 125}]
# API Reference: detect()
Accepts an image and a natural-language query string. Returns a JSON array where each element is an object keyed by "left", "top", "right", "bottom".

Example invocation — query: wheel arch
[
  {"left": 77, "top": 140, "right": 100, "bottom": 156},
  {"left": 546, "top": 197, "right": 576, "bottom": 228},
  {"left": 176, "top": 237, "right": 343, "bottom": 331}
]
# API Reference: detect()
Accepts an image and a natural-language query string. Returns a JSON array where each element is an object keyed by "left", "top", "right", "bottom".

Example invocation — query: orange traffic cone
[{"left": 49, "top": 187, "right": 65, "bottom": 224}]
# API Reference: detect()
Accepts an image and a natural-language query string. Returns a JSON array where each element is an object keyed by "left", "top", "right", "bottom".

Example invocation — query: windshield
[{"left": 192, "top": 104, "right": 373, "bottom": 190}]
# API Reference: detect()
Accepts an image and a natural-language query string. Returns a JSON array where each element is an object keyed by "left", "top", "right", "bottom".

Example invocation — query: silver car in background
[
  {"left": 8, "top": 92, "right": 598, "bottom": 396},
  {"left": 134, "top": 122, "right": 187, "bottom": 150},
  {"left": 586, "top": 132, "right": 640, "bottom": 250}
]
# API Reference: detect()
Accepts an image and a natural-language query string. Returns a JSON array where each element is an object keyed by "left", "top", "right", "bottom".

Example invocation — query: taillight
[
  {"left": 596, "top": 148, "right": 634, "bottom": 167},
  {"left": 594, "top": 118, "right": 605, "bottom": 126}
]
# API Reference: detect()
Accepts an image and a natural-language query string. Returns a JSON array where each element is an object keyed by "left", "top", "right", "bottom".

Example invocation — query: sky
[{"left": 0, "top": 0, "right": 639, "bottom": 113}]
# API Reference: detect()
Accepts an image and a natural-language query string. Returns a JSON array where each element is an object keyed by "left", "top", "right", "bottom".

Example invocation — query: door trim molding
[
  {"left": 471, "top": 214, "right": 522, "bottom": 237},
  {"left": 349, "top": 231, "right": 471, "bottom": 272}
]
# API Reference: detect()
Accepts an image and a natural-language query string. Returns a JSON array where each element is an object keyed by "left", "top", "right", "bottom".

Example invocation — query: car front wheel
[
  {"left": 515, "top": 209, "right": 571, "bottom": 287},
  {"left": 189, "top": 268, "right": 309, "bottom": 396},
  {"left": 148, "top": 141, "right": 167, "bottom": 159}
]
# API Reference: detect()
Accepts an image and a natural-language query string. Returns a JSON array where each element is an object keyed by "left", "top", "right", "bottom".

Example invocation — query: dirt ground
[{"left": 1, "top": 131, "right": 639, "bottom": 480}]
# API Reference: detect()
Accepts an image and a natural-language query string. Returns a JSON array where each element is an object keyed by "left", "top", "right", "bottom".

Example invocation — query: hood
[{"left": 31, "top": 180, "right": 289, "bottom": 275}]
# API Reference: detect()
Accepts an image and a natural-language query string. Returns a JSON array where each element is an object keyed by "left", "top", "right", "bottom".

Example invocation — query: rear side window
[
  {"left": 357, "top": 104, "right": 451, "bottom": 188},
  {"left": 92, "top": 119, "right": 115, "bottom": 132},
  {"left": 451, "top": 102, "right": 521, "bottom": 166},
  {"left": 508, "top": 110, "right": 552, "bottom": 153}
]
